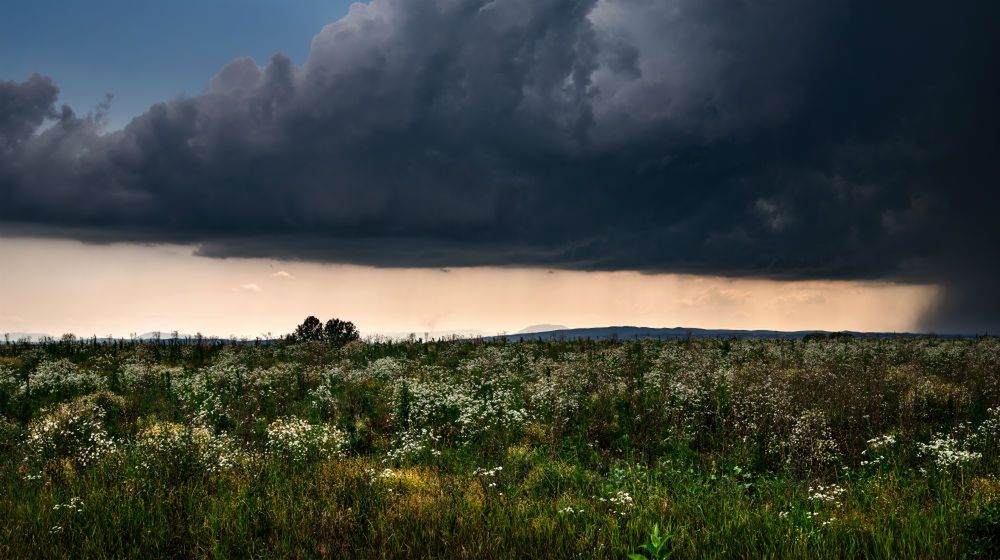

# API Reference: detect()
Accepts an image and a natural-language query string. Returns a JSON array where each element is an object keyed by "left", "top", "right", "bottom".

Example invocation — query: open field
[{"left": 1, "top": 336, "right": 999, "bottom": 559}]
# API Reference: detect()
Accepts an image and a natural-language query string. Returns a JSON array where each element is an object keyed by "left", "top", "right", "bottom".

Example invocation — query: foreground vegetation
[{"left": 1, "top": 336, "right": 999, "bottom": 559}]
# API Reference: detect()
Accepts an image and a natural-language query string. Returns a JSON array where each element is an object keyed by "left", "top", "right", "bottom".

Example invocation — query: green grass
[{"left": 0, "top": 336, "right": 998, "bottom": 558}]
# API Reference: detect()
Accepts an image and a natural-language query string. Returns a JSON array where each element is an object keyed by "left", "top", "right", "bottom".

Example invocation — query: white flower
[
  {"left": 266, "top": 417, "right": 346, "bottom": 463},
  {"left": 917, "top": 434, "right": 981, "bottom": 468}
]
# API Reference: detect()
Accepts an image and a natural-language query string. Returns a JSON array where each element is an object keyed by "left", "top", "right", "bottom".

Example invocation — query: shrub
[
  {"left": 22, "top": 392, "right": 123, "bottom": 474},
  {"left": 966, "top": 499, "right": 1000, "bottom": 559},
  {"left": 133, "top": 419, "right": 247, "bottom": 476}
]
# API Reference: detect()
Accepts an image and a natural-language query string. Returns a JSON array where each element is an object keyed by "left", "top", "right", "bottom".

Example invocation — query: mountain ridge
[{"left": 489, "top": 325, "right": 974, "bottom": 340}]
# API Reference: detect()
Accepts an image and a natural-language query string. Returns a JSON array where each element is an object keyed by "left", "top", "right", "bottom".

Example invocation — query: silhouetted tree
[
  {"left": 323, "top": 318, "right": 359, "bottom": 345},
  {"left": 295, "top": 316, "right": 324, "bottom": 341}
]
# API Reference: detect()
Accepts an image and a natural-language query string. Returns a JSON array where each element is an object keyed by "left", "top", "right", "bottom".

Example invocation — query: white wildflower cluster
[
  {"left": 52, "top": 496, "right": 85, "bottom": 513},
  {"left": 459, "top": 347, "right": 517, "bottom": 380},
  {"left": 23, "top": 395, "right": 119, "bottom": 473},
  {"left": 975, "top": 407, "right": 1000, "bottom": 447},
  {"left": 902, "top": 376, "right": 971, "bottom": 423},
  {"left": 307, "top": 371, "right": 342, "bottom": 418},
  {"left": 866, "top": 433, "right": 897, "bottom": 450},
  {"left": 917, "top": 434, "right": 982, "bottom": 469},
  {"left": 265, "top": 417, "right": 346, "bottom": 463},
  {"left": 474, "top": 465, "right": 504, "bottom": 488},
  {"left": 782, "top": 409, "right": 840, "bottom": 473},
  {"left": 383, "top": 428, "right": 441, "bottom": 464},
  {"left": 859, "top": 453, "right": 881, "bottom": 467},
  {"left": 308, "top": 390, "right": 337, "bottom": 417},
  {"left": 728, "top": 373, "right": 794, "bottom": 448},
  {"left": 172, "top": 378, "right": 228, "bottom": 428},
  {"left": 661, "top": 372, "right": 717, "bottom": 433},
  {"left": 171, "top": 369, "right": 224, "bottom": 425},
  {"left": 4, "top": 360, "right": 106, "bottom": 400},
  {"left": 557, "top": 505, "right": 585, "bottom": 515},
  {"left": 808, "top": 484, "right": 846, "bottom": 504},
  {"left": 643, "top": 346, "right": 724, "bottom": 436},
  {"left": 133, "top": 421, "right": 247, "bottom": 474},
  {"left": 310, "top": 358, "right": 407, "bottom": 416},
  {"left": 359, "top": 357, "right": 406, "bottom": 382},
  {"left": 776, "top": 484, "right": 844, "bottom": 527},
  {"left": 364, "top": 467, "right": 410, "bottom": 491},
  {"left": 396, "top": 375, "right": 529, "bottom": 443},
  {"left": 606, "top": 490, "right": 634, "bottom": 516},
  {"left": 781, "top": 508, "right": 824, "bottom": 523},
  {"left": 526, "top": 358, "right": 591, "bottom": 426},
  {"left": 473, "top": 465, "right": 503, "bottom": 477},
  {"left": 859, "top": 433, "right": 898, "bottom": 467},
  {"left": 117, "top": 360, "right": 177, "bottom": 392},
  {"left": 173, "top": 358, "right": 306, "bottom": 427}
]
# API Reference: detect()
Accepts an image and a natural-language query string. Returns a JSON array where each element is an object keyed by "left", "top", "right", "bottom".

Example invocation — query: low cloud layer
[{"left": 1, "top": 0, "right": 998, "bottom": 332}]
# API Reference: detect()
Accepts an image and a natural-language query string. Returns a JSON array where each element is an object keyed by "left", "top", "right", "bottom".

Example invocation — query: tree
[
  {"left": 323, "top": 318, "right": 359, "bottom": 345},
  {"left": 294, "top": 316, "right": 324, "bottom": 341}
]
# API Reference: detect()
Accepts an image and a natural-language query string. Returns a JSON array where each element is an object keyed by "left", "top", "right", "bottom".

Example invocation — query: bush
[
  {"left": 966, "top": 499, "right": 1000, "bottom": 559},
  {"left": 22, "top": 392, "right": 122, "bottom": 474}
]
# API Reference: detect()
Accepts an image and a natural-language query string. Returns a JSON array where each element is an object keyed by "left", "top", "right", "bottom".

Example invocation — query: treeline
[{"left": 3, "top": 316, "right": 361, "bottom": 348}]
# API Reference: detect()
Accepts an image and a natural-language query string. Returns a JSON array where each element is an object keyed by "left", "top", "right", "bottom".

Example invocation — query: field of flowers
[{"left": 1, "top": 336, "right": 999, "bottom": 559}]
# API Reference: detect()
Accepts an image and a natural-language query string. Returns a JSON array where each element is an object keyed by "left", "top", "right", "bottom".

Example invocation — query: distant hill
[
  {"left": 2, "top": 332, "right": 53, "bottom": 342},
  {"left": 489, "top": 325, "right": 969, "bottom": 341},
  {"left": 137, "top": 331, "right": 195, "bottom": 340},
  {"left": 516, "top": 324, "right": 568, "bottom": 334},
  {"left": 4, "top": 326, "right": 976, "bottom": 345}
]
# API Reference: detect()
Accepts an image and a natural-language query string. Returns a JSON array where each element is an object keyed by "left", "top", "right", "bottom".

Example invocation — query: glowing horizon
[{"left": 0, "top": 238, "right": 940, "bottom": 339}]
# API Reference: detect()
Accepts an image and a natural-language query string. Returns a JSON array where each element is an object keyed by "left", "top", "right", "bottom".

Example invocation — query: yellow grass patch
[{"left": 970, "top": 476, "right": 1000, "bottom": 503}]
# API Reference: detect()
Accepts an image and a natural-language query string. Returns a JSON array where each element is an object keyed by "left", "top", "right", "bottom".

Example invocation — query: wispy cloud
[
  {"left": 235, "top": 283, "right": 263, "bottom": 293},
  {"left": 271, "top": 270, "right": 293, "bottom": 279}
]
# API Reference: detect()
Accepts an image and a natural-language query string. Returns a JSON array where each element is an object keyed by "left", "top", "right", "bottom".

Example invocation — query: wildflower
[
  {"left": 866, "top": 434, "right": 897, "bottom": 450},
  {"left": 52, "top": 497, "right": 85, "bottom": 513},
  {"left": 266, "top": 417, "right": 346, "bottom": 463},
  {"left": 23, "top": 394, "right": 120, "bottom": 472},
  {"left": 917, "top": 435, "right": 982, "bottom": 469}
]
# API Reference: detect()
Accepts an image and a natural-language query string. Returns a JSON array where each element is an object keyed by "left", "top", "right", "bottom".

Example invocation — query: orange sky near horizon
[{"left": 0, "top": 238, "right": 940, "bottom": 338}]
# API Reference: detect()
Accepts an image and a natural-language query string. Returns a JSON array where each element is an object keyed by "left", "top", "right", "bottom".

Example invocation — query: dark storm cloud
[
  {"left": 1, "top": 0, "right": 998, "bottom": 331},
  {"left": 0, "top": 74, "right": 59, "bottom": 151}
]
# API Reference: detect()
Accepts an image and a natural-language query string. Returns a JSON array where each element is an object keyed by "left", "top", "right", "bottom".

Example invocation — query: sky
[
  {"left": 0, "top": 239, "right": 937, "bottom": 338},
  {"left": 1, "top": 0, "right": 998, "bottom": 337},
  {"left": 0, "top": 0, "right": 356, "bottom": 129}
]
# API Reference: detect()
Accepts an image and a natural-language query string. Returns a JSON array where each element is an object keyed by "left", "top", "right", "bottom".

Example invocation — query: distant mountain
[
  {"left": 490, "top": 325, "right": 966, "bottom": 341},
  {"left": 516, "top": 324, "right": 568, "bottom": 334}
]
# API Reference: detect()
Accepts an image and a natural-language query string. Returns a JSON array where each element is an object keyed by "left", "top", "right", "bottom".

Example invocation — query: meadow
[{"left": 1, "top": 335, "right": 998, "bottom": 559}]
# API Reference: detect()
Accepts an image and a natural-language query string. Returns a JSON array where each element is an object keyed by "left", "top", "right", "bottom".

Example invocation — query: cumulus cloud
[
  {"left": 0, "top": 0, "right": 998, "bottom": 331},
  {"left": 271, "top": 270, "right": 293, "bottom": 279}
]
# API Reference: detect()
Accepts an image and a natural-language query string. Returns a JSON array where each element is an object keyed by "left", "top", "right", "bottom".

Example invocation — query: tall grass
[{"left": 0, "top": 336, "right": 998, "bottom": 558}]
